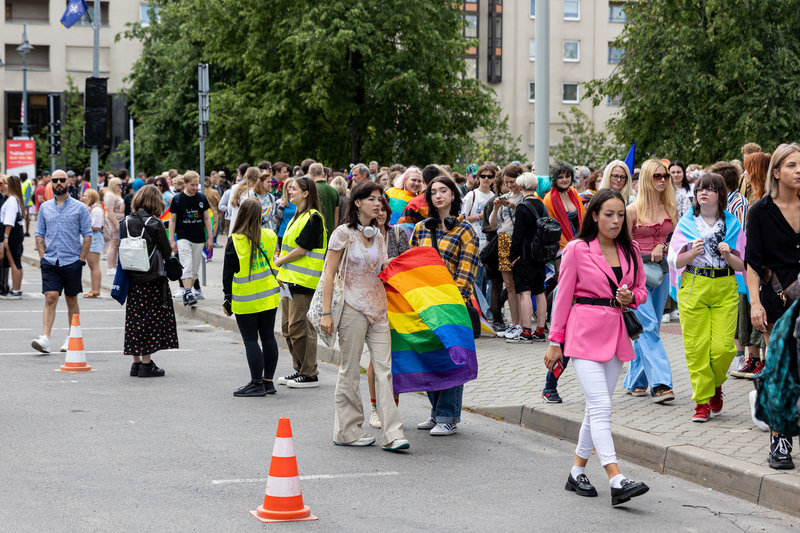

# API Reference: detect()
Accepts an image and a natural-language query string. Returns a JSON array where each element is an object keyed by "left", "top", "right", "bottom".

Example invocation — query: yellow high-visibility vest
[
  {"left": 277, "top": 209, "right": 327, "bottom": 290},
  {"left": 231, "top": 228, "right": 280, "bottom": 314}
]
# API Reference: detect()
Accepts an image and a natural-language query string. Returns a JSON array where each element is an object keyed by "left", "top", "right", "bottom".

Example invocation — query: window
[
  {"left": 464, "top": 14, "right": 478, "bottom": 38},
  {"left": 6, "top": 0, "right": 49, "bottom": 23},
  {"left": 607, "top": 94, "right": 622, "bottom": 106},
  {"left": 562, "top": 83, "right": 579, "bottom": 103},
  {"left": 464, "top": 56, "right": 478, "bottom": 80},
  {"left": 563, "top": 40, "right": 579, "bottom": 62},
  {"left": 529, "top": 39, "right": 535, "bottom": 61},
  {"left": 608, "top": 44, "right": 623, "bottom": 64},
  {"left": 71, "top": 1, "right": 109, "bottom": 26},
  {"left": 528, "top": 81, "right": 536, "bottom": 103},
  {"left": 4, "top": 43, "right": 49, "bottom": 70},
  {"left": 530, "top": 0, "right": 535, "bottom": 18},
  {"left": 140, "top": 4, "right": 160, "bottom": 26},
  {"left": 564, "top": 0, "right": 580, "bottom": 20},
  {"left": 609, "top": 2, "right": 627, "bottom": 23}
]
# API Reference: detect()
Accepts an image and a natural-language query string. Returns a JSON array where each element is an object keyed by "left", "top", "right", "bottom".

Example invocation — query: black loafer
[
  {"left": 565, "top": 473, "right": 598, "bottom": 497},
  {"left": 611, "top": 479, "right": 649, "bottom": 506}
]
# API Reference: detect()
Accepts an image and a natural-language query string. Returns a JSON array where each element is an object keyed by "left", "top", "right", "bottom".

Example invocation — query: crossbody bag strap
[
  {"left": 429, "top": 224, "right": 441, "bottom": 257},
  {"left": 257, "top": 243, "right": 278, "bottom": 278}
]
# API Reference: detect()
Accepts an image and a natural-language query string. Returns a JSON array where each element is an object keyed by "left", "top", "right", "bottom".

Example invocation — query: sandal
[
  {"left": 630, "top": 387, "right": 648, "bottom": 397},
  {"left": 84, "top": 291, "right": 100, "bottom": 298},
  {"left": 652, "top": 385, "right": 675, "bottom": 403}
]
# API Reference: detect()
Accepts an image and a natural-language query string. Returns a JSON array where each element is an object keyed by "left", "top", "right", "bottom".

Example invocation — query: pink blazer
[{"left": 549, "top": 238, "right": 648, "bottom": 362}]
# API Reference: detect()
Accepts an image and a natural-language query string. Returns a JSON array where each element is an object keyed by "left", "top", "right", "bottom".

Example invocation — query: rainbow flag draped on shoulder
[
  {"left": 379, "top": 247, "right": 478, "bottom": 393},
  {"left": 385, "top": 188, "right": 416, "bottom": 225},
  {"left": 667, "top": 207, "right": 747, "bottom": 301}
]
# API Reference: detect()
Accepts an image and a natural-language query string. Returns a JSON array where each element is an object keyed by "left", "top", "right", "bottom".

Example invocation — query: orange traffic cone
[
  {"left": 250, "top": 417, "right": 318, "bottom": 523},
  {"left": 57, "top": 314, "right": 94, "bottom": 373}
]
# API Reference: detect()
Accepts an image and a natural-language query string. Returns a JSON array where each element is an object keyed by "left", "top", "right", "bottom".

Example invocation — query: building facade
[
  {"left": 1, "top": 0, "right": 153, "bottom": 173},
  {"left": 464, "top": 0, "right": 627, "bottom": 166}
]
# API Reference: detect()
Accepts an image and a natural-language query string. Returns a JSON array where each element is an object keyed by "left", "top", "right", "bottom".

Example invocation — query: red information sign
[{"left": 6, "top": 139, "right": 36, "bottom": 177}]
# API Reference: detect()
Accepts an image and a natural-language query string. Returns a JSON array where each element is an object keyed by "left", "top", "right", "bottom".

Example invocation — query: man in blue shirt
[{"left": 32, "top": 169, "right": 93, "bottom": 354}]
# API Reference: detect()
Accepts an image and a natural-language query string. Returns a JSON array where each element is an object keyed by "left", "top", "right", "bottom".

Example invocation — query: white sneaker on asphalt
[
  {"left": 193, "top": 289, "right": 205, "bottom": 300},
  {"left": 333, "top": 434, "right": 375, "bottom": 447},
  {"left": 382, "top": 438, "right": 410, "bottom": 451},
  {"left": 31, "top": 335, "right": 51, "bottom": 354},
  {"left": 60, "top": 338, "right": 69, "bottom": 352},
  {"left": 172, "top": 288, "right": 185, "bottom": 299},
  {"left": 369, "top": 407, "right": 382, "bottom": 429},
  {"left": 417, "top": 417, "right": 436, "bottom": 430},
  {"left": 430, "top": 423, "right": 458, "bottom": 436},
  {"left": 277, "top": 371, "right": 300, "bottom": 385}
]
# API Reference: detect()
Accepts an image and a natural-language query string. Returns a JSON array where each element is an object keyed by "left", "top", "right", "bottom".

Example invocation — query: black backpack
[{"left": 519, "top": 197, "right": 562, "bottom": 263}]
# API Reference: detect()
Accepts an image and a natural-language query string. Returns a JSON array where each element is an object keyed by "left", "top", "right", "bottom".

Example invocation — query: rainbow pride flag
[
  {"left": 379, "top": 247, "right": 478, "bottom": 393},
  {"left": 385, "top": 188, "right": 415, "bottom": 225}
]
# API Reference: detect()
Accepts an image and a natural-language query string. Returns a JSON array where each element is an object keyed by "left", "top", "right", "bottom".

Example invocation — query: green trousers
[{"left": 678, "top": 272, "right": 739, "bottom": 404}]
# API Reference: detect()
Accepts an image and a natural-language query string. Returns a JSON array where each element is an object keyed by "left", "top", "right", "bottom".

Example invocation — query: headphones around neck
[
  {"left": 424, "top": 216, "right": 458, "bottom": 231},
  {"left": 357, "top": 224, "right": 379, "bottom": 239}
]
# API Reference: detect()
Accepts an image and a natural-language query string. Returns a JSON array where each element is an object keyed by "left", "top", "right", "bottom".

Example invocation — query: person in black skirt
[{"left": 121, "top": 185, "right": 178, "bottom": 377}]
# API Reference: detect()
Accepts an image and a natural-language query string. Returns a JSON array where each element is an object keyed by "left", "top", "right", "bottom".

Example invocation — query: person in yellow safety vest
[
  {"left": 222, "top": 198, "right": 281, "bottom": 397},
  {"left": 20, "top": 172, "right": 33, "bottom": 236},
  {"left": 274, "top": 176, "right": 328, "bottom": 389}
]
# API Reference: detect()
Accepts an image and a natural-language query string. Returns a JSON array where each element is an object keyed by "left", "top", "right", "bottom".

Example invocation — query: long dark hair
[
  {"left": 669, "top": 161, "right": 690, "bottom": 192},
  {"left": 230, "top": 198, "right": 264, "bottom": 280},
  {"left": 425, "top": 176, "right": 462, "bottom": 218},
  {"left": 292, "top": 176, "right": 321, "bottom": 217},
  {"left": 577, "top": 189, "right": 637, "bottom": 277},
  {"left": 346, "top": 181, "right": 383, "bottom": 228},
  {"left": 377, "top": 196, "right": 392, "bottom": 232}
]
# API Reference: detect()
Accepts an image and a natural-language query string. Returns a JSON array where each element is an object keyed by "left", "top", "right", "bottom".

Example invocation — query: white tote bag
[
  {"left": 119, "top": 216, "right": 154, "bottom": 272},
  {"left": 308, "top": 246, "right": 349, "bottom": 348}
]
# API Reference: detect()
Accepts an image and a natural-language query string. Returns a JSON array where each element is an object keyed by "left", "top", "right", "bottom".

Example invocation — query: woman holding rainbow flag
[
  {"left": 667, "top": 172, "right": 746, "bottom": 423},
  {"left": 384, "top": 166, "right": 423, "bottom": 225},
  {"left": 411, "top": 175, "right": 479, "bottom": 436}
]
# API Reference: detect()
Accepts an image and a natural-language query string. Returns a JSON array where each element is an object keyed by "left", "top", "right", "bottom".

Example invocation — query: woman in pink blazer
[{"left": 544, "top": 189, "right": 651, "bottom": 507}]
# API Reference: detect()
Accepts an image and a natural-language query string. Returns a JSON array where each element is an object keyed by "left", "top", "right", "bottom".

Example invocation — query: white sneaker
[
  {"left": 173, "top": 287, "right": 185, "bottom": 299},
  {"left": 369, "top": 407, "right": 382, "bottom": 429},
  {"left": 430, "top": 423, "right": 458, "bottom": 436},
  {"left": 107, "top": 268, "right": 116, "bottom": 276},
  {"left": 661, "top": 313, "right": 670, "bottom": 323},
  {"left": 749, "top": 390, "right": 770, "bottom": 431},
  {"left": 31, "top": 335, "right": 51, "bottom": 354},
  {"left": 417, "top": 417, "right": 436, "bottom": 430},
  {"left": 496, "top": 324, "right": 519, "bottom": 339},
  {"left": 60, "top": 338, "right": 69, "bottom": 352},
  {"left": 670, "top": 310, "right": 680, "bottom": 321},
  {"left": 193, "top": 289, "right": 205, "bottom": 300},
  {"left": 382, "top": 438, "right": 410, "bottom": 451},
  {"left": 334, "top": 434, "right": 376, "bottom": 447}
]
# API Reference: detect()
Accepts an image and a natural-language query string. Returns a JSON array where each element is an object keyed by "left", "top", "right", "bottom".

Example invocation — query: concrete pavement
[{"left": 17, "top": 235, "right": 800, "bottom": 517}]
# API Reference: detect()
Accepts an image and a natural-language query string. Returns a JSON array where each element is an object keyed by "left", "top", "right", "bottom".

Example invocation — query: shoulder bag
[
  {"left": 605, "top": 273, "right": 643, "bottom": 340},
  {"left": 641, "top": 253, "right": 668, "bottom": 289},
  {"left": 307, "top": 243, "right": 350, "bottom": 348}
]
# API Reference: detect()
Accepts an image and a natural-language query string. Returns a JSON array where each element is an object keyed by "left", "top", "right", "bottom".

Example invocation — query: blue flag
[
  {"left": 624, "top": 141, "right": 636, "bottom": 174},
  {"left": 60, "top": 0, "right": 88, "bottom": 29}
]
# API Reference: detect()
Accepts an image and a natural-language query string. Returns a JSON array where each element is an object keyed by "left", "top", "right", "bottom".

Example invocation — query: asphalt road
[{"left": 0, "top": 264, "right": 797, "bottom": 532}]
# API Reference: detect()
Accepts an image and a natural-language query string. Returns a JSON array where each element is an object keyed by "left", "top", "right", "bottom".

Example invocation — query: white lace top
[{"left": 327, "top": 225, "right": 389, "bottom": 328}]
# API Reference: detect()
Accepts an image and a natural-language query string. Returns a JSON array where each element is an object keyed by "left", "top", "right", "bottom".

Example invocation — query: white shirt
[{"left": 0, "top": 196, "right": 22, "bottom": 227}]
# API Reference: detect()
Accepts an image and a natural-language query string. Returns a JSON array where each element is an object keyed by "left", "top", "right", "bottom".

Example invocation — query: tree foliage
[
  {"left": 551, "top": 106, "right": 617, "bottom": 169},
  {"left": 119, "top": 0, "right": 500, "bottom": 173},
  {"left": 585, "top": 0, "right": 800, "bottom": 163},
  {"left": 457, "top": 103, "right": 527, "bottom": 171}
]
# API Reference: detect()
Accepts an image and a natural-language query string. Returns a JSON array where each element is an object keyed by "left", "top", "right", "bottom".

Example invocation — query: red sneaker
[
  {"left": 747, "top": 359, "right": 765, "bottom": 379},
  {"left": 709, "top": 386, "right": 723, "bottom": 414},
  {"left": 692, "top": 403, "right": 710, "bottom": 422}
]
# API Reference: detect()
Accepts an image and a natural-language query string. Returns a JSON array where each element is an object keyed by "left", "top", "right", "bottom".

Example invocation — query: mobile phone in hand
[{"left": 552, "top": 359, "right": 564, "bottom": 379}]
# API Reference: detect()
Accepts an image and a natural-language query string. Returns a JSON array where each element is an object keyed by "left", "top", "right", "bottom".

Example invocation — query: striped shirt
[{"left": 727, "top": 191, "right": 748, "bottom": 228}]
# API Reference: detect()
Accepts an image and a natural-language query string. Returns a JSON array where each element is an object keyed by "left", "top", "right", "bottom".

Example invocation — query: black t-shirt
[
  {"left": 171, "top": 192, "right": 209, "bottom": 243},
  {"left": 295, "top": 212, "right": 324, "bottom": 251}
]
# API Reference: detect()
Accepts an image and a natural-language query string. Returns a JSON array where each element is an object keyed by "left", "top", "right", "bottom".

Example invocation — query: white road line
[
  {"left": 0, "top": 327, "right": 123, "bottom": 332},
  {"left": 211, "top": 471, "right": 400, "bottom": 485},
  {"left": 0, "top": 349, "right": 189, "bottom": 356}
]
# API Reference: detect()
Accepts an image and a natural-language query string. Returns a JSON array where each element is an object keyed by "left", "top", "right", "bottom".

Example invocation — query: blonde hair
[
  {"left": 82, "top": 188, "right": 100, "bottom": 207},
  {"left": 330, "top": 176, "right": 347, "bottom": 196},
  {"left": 232, "top": 167, "right": 265, "bottom": 207},
  {"left": 765, "top": 143, "right": 800, "bottom": 199},
  {"left": 106, "top": 177, "right": 122, "bottom": 198},
  {"left": 634, "top": 159, "right": 677, "bottom": 224},
  {"left": 597, "top": 160, "right": 633, "bottom": 201}
]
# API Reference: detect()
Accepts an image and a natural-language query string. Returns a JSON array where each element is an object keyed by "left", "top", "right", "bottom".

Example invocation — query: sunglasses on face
[
  {"left": 479, "top": 174, "right": 493, "bottom": 179},
  {"left": 52, "top": 178, "right": 68, "bottom": 183},
  {"left": 651, "top": 173, "right": 669, "bottom": 181}
]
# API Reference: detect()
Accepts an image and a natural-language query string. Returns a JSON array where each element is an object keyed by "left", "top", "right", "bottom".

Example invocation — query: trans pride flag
[
  {"left": 379, "top": 247, "right": 478, "bottom": 393},
  {"left": 667, "top": 207, "right": 747, "bottom": 301}
]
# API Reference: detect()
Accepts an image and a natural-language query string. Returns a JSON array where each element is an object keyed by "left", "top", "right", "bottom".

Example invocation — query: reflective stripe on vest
[
  {"left": 231, "top": 229, "right": 280, "bottom": 314},
  {"left": 277, "top": 209, "right": 327, "bottom": 289}
]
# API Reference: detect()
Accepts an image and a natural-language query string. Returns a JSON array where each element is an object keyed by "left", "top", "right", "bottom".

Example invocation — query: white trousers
[{"left": 573, "top": 356, "right": 623, "bottom": 466}]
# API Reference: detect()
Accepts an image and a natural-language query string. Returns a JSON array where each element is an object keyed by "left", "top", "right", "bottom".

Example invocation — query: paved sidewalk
[{"left": 16, "top": 236, "right": 800, "bottom": 516}]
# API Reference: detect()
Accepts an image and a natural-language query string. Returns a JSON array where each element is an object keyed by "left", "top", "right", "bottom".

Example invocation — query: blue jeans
[
  {"left": 623, "top": 276, "right": 673, "bottom": 394},
  {"left": 428, "top": 385, "right": 463, "bottom": 424},
  {"left": 543, "top": 356, "right": 570, "bottom": 391}
]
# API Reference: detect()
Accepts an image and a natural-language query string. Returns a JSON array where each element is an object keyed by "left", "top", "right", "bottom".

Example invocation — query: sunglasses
[
  {"left": 652, "top": 173, "right": 669, "bottom": 181},
  {"left": 52, "top": 178, "right": 68, "bottom": 183},
  {"left": 479, "top": 174, "right": 493, "bottom": 179}
]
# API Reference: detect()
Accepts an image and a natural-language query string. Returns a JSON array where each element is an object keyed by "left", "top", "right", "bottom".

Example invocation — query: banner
[{"left": 6, "top": 140, "right": 36, "bottom": 178}]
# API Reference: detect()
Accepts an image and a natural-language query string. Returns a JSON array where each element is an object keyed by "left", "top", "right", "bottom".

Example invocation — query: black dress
[{"left": 122, "top": 210, "right": 179, "bottom": 356}]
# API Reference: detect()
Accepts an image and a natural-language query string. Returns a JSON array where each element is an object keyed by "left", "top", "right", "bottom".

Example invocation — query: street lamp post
[{"left": 17, "top": 24, "right": 34, "bottom": 139}]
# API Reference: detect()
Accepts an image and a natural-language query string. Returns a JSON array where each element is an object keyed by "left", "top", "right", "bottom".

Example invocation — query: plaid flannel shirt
[{"left": 411, "top": 216, "right": 479, "bottom": 301}]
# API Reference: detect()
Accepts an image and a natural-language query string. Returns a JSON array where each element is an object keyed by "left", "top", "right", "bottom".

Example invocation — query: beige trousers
[
  {"left": 334, "top": 304, "right": 404, "bottom": 446},
  {"left": 280, "top": 292, "right": 318, "bottom": 377}
]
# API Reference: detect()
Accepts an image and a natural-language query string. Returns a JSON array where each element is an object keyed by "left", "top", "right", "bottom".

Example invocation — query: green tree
[
  {"left": 62, "top": 75, "right": 92, "bottom": 173},
  {"left": 458, "top": 103, "right": 526, "bottom": 170},
  {"left": 585, "top": 0, "right": 800, "bottom": 163},
  {"left": 551, "top": 105, "right": 617, "bottom": 168},
  {"left": 119, "top": 0, "right": 497, "bottom": 171}
]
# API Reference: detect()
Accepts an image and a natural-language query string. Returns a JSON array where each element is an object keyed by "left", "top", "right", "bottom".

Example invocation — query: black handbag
[
  {"left": 605, "top": 274, "right": 643, "bottom": 340},
  {"left": 165, "top": 254, "right": 183, "bottom": 281}
]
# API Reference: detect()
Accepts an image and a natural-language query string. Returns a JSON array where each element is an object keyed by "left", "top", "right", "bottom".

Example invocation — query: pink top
[
  {"left": 632, "top": 218, "right": 673, "bottom": 254},
  {"left": 327, "top": 225, "right": 389, "bottom": 329},
  {"left": 104, "top": 193, "right": 125, "bottom": 238},
  {"left": 549, "top": 238, "right": 648, "bottom": 362}
]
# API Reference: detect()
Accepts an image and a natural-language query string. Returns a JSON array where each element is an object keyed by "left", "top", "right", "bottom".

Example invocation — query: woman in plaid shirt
[{"left": 411, "top": 175, "right": 479, "bottom": 436}]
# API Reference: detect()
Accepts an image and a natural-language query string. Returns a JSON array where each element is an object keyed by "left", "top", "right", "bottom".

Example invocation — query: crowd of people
[{"left": 2, "top": 140, "right": 799, "bottom": 505}]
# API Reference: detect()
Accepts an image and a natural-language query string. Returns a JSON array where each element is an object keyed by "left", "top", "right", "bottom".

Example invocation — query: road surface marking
[{"left": 211, "top": 471, "right": 400, "bottom": 485}]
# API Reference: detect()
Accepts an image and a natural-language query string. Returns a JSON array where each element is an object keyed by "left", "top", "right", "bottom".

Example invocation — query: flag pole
[{"left": 89, "top": 0, "right": 100, "bottom": 189}]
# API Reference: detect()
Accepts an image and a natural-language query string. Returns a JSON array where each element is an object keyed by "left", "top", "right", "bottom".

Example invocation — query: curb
[
  {"left": 474, "top": 403, "right": 800, "bottom": 518},
  {"left": 21, "top": 251, "right": 800, "bottom": 517}
]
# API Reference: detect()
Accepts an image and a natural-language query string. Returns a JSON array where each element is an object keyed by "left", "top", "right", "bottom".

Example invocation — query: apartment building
[
  {"left": 464, "top": 0, "right": 627, "bottom": 165},
  {"left": 1, "top": 0, "right": 153, "bottom": 172}
]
